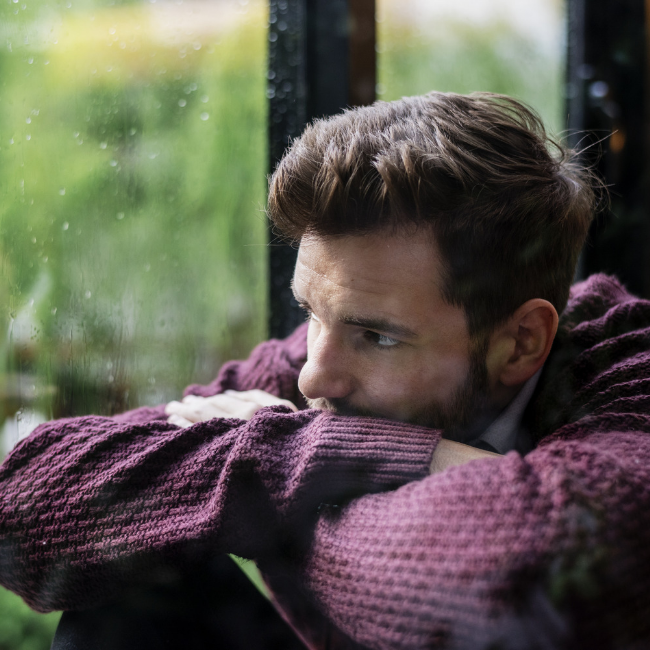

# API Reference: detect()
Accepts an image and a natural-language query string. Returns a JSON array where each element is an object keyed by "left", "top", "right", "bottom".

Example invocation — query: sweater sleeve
[
  {"left": 0, "top": 407, "right": 435, "bottom": 614},
  {"left": 294, "top": 422, "right": 650, "bottom": 649},
  {"left": 287, "top": 279, "right": 650, "bottom": 649}
]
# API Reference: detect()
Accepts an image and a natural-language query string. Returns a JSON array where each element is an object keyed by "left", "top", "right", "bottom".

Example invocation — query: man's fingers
[
  {"left": 167, "top": 413, "right": 194, "bottom": 428},
  {"left": 165, "top": 390, "right": 298, "bottom": 427}
]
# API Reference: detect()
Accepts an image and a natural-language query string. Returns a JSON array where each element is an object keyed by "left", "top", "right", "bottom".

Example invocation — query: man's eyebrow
[
  {"left": 291, "top": 281, "right": 311, "bottom": 309},
  {"left": 340, "top": 315, "right": 418, "bottom": 340},
  {"left": 291, "top": 280, "right": 417, "bottom": 339}
]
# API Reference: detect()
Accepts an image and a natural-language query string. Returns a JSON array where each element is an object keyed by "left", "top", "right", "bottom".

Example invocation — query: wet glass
[
  {"left": 377, "top": 0, "right": 565, "bottom": 135},
  {"left": 0, "top": 0, "right": 268, "bottom": 458}
]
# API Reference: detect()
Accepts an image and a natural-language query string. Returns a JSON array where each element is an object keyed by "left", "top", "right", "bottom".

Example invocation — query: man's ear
[{"left": 487, "top": 299, "right": 559, "bottom": 389}]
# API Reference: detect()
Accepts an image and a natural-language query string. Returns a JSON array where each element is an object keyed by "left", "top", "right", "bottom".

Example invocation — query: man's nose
[{"left": 298, "top": 331, "right": 354, "bottom": 401}]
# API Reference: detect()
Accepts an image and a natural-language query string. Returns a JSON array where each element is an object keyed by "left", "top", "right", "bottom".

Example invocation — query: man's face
[{"left": 293, "top": 231, "right": 489, "bottom": 433}]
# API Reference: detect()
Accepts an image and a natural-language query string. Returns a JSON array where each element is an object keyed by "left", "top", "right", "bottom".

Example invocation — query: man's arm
[
  {"left": 289, "top": 423, "right": 650, "bottom": 649},
  {"left": 0, "top": 407, "right": 435, "bottom": 613}
]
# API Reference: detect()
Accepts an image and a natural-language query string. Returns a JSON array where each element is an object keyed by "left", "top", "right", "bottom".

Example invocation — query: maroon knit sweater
[{"left": 2, "top": 274, "right": 650, "bottom": 649}]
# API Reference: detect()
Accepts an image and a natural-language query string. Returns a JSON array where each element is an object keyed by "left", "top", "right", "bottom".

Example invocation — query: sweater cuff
[{"left": 311, "top": 412, "right": 438, "bottom": 490}]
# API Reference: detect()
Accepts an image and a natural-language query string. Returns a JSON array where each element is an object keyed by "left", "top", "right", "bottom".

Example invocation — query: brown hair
[{"left": 267, "top": 92, "right": 600, "bottom": 338}]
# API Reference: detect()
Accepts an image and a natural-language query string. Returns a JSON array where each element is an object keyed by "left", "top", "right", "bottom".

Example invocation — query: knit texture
[{"left": 1, "top": 274, "right": 650, "bottom": 649}]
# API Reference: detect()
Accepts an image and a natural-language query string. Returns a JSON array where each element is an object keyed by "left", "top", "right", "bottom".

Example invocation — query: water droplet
[
  {"left": 99, "top": 141, "right": 107, "bottom": 149},
  {"left": 116, "top": 212, "right": 124, "bottom": 220},
  {"left": 149, "top": 152, "right": 158, "bottom": 159},
  {"left": 119, "top": 41, "right": 126, "bottom": 49},
  {"left": 109, "top": 159, "right": 117, "bottom": 167},
  {"left": 193, "top": 42, "right": 201, "bottom": 51},
  {"left": 109, "top": 27, "right": 116, "bottom": 34},
  {"left": 84, "top": 290, "right": 91, "bottom": 299},
  {"left": 43, "top": 256, "right": 48, "bottom": 262},
  {"left": 32, "top": 109, "right": 39, "bottom": 116},
  {"left": 31, "top": 237, "right": 36, "bottom": 244},
  {"left": 59, "top": 188, "right": 65, "bottom": 195},
  {"left": 44, "top": 60, "right": 49, "bottom": 65},
  {"left": 129, "top": 127, "right": 136, "bottom": 136},
  {"left": 51, "top": 307, "right": 57, "bottom": 315},
  {"left": 178, "top": 99, "right": 187, "bottom": 107},
  {"left": 73, "top": 131, "right": 79, "bottom": 138},
  {"left": 26, "top": 134, "right": 31, "bottom": 140},
  {"left": 27, "top": 56, "right": 33, "bottom": 64},
  {"left": 25, "top": 117, "right": 31, "bottom": 124},
  {"left": 144, "top": 263, "right": 151, "bottom": 272},
  {"left": 62, "top": 222, "right": 69, "bottom": 230},
  {"left": 200, "top": 95, "right": 208, "bottom": 103},
  {"left": 9, "top": 138, "right": 13, "bottom": 144},
  {"left": 200, "top": 112, "right": 209, "bottom": 121}
]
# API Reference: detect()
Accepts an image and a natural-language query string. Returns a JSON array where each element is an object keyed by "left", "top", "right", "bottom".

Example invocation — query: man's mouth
[{"left": 305, "top": 397, "right": 379, "bottom": 418}]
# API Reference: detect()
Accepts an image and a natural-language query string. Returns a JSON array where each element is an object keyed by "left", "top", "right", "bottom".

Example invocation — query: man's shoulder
[
  {"left": 529, "top": 274, "right": 650, "bottom": 444},
  {"left": 562, "top": 273, "right": 646, "bottom": 332}
]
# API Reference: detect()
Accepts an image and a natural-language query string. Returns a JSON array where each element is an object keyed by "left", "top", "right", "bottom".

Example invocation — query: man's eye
[{"left": 365, "top": 331, "right": 400, "bottom": 348}]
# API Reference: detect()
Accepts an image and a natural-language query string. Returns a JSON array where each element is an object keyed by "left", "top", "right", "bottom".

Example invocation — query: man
[{"left": 2, "top": 92, "right": 650, "bottom": 649}]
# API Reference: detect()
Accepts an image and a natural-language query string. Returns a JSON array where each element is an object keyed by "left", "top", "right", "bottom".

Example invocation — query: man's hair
[{"left": 267, "top": 92, "right": 600, "bottom": 338}]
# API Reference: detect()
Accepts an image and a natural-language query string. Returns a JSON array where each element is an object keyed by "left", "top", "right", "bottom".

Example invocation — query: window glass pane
[
  {"left": 0, "top": 0, "right": 268, "bottom": 454},
  {"left": 377, "top": 0, "right": 564, "bottom": 134}
]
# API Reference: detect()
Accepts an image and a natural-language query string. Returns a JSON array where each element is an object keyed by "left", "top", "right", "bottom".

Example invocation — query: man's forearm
[{"left": 0, "top": 408, "right": 435, "bottom": 612}]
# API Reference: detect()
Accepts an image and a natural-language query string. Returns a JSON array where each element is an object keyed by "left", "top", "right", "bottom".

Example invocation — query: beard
[{"left": 305, "top": 338, "right": 491, "bottom": 442}]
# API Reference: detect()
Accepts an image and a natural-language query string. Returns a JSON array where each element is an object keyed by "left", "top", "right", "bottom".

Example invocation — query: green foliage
[
  {"left": 0, "top": 587, "right": 60, "bottom": 650},
  {"left": 0, "top": 2, "right": 269, "bottom": 414},
  {"left": 378, "top": 12, "right": 563, "bottom": 135}
]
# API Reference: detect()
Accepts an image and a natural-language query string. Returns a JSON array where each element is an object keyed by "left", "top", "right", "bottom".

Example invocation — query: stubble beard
[{"left": 305, "top": 338, "right": 490, "bottom": 440}]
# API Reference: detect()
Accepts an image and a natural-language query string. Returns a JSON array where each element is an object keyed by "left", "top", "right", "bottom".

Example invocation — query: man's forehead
[{"left": 294, "top": 232, "right": 444, "bottom": 295}]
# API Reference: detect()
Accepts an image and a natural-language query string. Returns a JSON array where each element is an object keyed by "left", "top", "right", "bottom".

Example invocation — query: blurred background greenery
[{"left": 0, "top": 0, "right": 563, "bottom": 646}]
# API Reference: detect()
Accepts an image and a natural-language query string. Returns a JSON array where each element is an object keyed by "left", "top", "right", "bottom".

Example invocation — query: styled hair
[{"left": 267, "top": 92, "right": 600, "bottom": 338}]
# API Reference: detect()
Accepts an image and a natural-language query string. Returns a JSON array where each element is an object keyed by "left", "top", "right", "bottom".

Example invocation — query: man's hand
[
  {"left": 165, "top": 390, "right": 298, "bottom": 428},
  {"left": 430, "top": 439, "right": 501, "bottom": 474}
]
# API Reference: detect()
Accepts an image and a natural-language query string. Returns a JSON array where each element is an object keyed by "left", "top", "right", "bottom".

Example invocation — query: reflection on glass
[
  {"left": 377, "top": 0, "right": 564, "bottom": 134},
  {"left": 0, "top": 0, "right": 268, "bottom": 443}
]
